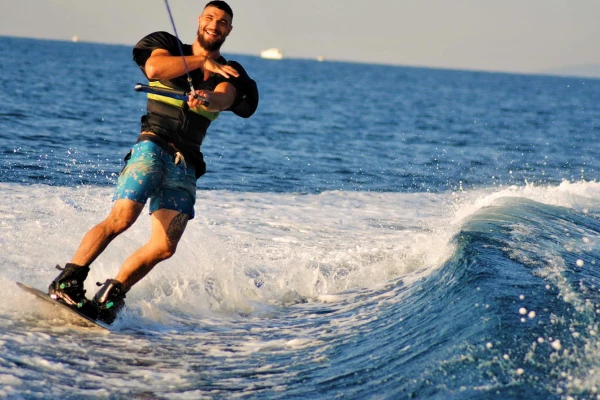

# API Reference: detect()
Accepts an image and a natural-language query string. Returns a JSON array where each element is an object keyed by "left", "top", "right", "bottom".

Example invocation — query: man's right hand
[{"left": 188, "top": 90, "right": 210, "bottom": 109}]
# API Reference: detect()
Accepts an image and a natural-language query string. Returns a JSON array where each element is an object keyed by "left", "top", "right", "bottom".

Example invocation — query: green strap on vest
[{"left": 147, "top": 81, "right": 219, "bottom": 121}]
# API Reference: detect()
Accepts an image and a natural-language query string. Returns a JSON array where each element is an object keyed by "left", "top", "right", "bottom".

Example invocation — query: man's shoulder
[
  {"left": 221, "top": 59, "right": 259, "bottom": 118},
  {"left": 133, "top": 31, "right": 183, "bottom": 67},
  {"left": 145, "top": 31, "right": 177, "bottom": 41},
  {"left": 134, "top": 31, "right": 180, "bottom": 51}
]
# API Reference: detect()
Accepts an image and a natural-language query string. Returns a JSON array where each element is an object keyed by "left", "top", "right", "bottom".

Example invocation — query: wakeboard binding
[
  {"left": 48, "top": 263, "right": 92, "bottom": 311},
  {"left": 93, "top": 279, "right": 126, "bottom": 324}
]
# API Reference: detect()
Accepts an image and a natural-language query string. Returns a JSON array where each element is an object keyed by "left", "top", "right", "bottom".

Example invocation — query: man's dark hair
[{"left": 205, "top": 1, "right": 233, "bottom": 20}]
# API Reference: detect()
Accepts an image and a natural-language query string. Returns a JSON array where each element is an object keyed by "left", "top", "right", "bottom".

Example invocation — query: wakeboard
[{"left": 16, "top": 282, "right": 110, "bottom": 331}]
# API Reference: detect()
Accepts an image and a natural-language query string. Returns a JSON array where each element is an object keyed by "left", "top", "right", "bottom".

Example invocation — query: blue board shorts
[{"left": 113, "top": 141, "right": 197, "bottom": 219}]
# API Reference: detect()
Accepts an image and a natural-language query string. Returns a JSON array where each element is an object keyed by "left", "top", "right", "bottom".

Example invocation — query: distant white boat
[
  {"left": 71, "top": 35, "right": 79, "bottom": 43},
  {"left": 260, "top": 48, "right": 283, "bottom": 60}
]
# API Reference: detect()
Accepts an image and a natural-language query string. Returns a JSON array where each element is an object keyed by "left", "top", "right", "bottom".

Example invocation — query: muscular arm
[
  {"left": 190, "top": 82, "right": 237, "bottom": 112},
  {"left": 144, "top": 49, "right": 206, "bottom": 80},
  {"left": 144, "top": 48, "right": 239, "bottom": 111},
  {"left": 144, "top": 48, "right": 239, "bottom": 81}
]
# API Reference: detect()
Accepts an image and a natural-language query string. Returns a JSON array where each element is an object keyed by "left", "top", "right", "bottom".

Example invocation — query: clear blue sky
[{"left": 2, "top": 0, "right": 599, "bottom": 74}]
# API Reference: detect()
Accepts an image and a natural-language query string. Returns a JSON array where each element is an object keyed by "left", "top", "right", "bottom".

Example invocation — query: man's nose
[{"left": 205, "top": 20, "right": 218, "bottom": 30}]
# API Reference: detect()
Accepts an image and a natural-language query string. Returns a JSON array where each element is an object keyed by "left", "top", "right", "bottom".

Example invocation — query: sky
[{"left": 1, "top": 0, "right": 600, "bottom": 75}]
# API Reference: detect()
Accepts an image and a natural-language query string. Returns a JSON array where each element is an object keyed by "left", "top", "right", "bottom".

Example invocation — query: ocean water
[{"left": 1, "top": 35, "right": 600, "bottom": 399}]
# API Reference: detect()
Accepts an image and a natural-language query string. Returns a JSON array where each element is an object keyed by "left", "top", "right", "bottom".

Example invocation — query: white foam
[
  {"left": 2, "top": 180, "right": 600, "bottom": 321},
  {"left": 450, "top": 180, "right": 600, "bottom": 225}
]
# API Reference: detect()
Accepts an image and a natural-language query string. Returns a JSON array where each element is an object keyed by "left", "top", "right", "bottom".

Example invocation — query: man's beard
[{"left": 197, "top": 29, "right": 226, "bottom": 52}]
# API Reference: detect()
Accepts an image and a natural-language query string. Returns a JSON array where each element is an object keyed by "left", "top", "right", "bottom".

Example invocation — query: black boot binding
[
  {"left": 93, "top": 279, "right": 126, "bottom": 324},
  {"left": 48, "top": 263, "right": 93, "bottom": 314}
]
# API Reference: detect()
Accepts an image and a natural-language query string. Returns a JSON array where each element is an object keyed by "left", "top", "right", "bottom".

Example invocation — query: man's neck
[{"left": 192, "top": 41, "right": 220, "bottom": 60}]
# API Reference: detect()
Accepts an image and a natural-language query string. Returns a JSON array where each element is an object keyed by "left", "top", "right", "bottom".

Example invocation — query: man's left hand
[{"left": 204, "top": 58, "right": 239, "bottom": 79}]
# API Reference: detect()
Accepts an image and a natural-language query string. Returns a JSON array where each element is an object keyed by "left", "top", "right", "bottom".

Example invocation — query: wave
[
  {"left": 374, "top": 196, "right": 600, "bottom": 399},
  {"left": 1, "top": 181, "right": 600, "bottom": 398}
]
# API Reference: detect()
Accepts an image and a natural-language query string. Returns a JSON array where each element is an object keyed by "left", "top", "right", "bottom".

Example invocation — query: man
[{"left": 47, "top": 1, "right": 259, "bottom": 324}]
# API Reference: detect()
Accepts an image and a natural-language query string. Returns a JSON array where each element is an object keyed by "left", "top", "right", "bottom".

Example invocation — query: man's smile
[{"left": 203, "top": 28, "right": 221, "bottom": 38}]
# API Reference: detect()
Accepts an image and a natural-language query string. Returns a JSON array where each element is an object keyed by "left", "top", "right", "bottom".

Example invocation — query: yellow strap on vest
[{"left": 147, "top": 81, "right": 219, "bottom": 121}]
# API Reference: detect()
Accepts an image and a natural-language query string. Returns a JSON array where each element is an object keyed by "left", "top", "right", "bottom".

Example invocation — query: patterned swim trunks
[{"left": 113, "top": 141, "right": 197, "bottom": 219}]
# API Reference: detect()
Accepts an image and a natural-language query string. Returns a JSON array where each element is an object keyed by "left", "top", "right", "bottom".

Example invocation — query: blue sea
[{"left": 1, "top": 35, "right": 600, "bottom": 399}]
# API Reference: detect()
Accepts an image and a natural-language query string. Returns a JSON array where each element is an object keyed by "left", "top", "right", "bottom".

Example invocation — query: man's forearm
[
  {"left": 203, "top": 90, "right": 236, "bottom": 112},
  {"left": 145, "top": 55, "right": 206, "bottom": 80}
]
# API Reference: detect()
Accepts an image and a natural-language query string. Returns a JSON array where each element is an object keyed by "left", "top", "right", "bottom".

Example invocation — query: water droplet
[{"left": 551, "top": 339, "right": 562, "bottom": 350}]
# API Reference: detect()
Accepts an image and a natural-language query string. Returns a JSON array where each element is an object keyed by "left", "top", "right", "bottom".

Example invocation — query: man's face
[{"left": 197, "top": 6, "right": 233, "bottom": 52}]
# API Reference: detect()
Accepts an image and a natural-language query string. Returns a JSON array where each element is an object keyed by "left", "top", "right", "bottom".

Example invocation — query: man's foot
[
  {"left": 48, "top": 264, "right": 94, "bottom": 316},
  {"left": 92, "top": 279, "right": 126, "bottom": 324}
]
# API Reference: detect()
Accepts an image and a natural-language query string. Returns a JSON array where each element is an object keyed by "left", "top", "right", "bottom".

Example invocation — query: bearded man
[{"left": 48, "top": 1, "right": 258, "bottom": 324}]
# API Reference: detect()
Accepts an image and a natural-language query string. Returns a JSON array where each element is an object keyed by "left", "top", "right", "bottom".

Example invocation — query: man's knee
[
  {"left": 163, "top": 245, "right": 177, "bottom": 260},
  {"left": 153, "top": 240, "right": 178, "bottom": 261}
]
